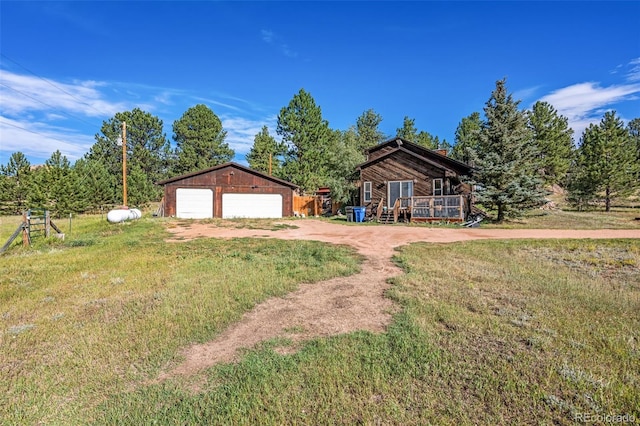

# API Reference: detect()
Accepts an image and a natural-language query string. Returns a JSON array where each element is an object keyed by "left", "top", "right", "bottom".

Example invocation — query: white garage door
[
  {"left": 222, "top": 193, "right": 283, "bottom": 218},
  {"left": 176, "top": 188, "right": 213, "bottom": 219}
]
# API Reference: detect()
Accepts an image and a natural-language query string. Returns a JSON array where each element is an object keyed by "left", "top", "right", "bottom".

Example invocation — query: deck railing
[{"left": 409, "top": 195, "right": 464, "bottom": 221}]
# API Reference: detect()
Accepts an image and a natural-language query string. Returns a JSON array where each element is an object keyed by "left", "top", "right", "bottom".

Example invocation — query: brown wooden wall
[
  {"left": 162, "top": 165, "right": 295, "bottom": 217},
  {"left": 360, "top": 151, "right": 457, "bottom": 210},
  {"left": 366, "top": 145, "right": 396, "bottom": 162}
]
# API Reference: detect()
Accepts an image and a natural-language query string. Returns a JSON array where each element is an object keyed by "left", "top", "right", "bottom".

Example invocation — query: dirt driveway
[{"left": 158, "top": 220, "right": 640, "bottom": 380}]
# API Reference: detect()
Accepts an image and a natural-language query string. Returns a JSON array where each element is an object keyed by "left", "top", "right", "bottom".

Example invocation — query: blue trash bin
[{"left": 354, "top": 206, "right": 366, "bottom": 223}]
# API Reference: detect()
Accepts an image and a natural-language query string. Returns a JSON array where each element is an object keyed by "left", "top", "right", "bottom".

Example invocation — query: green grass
[
  {"left": 94, "top": 239, "right": 639, "bottom": 425},
  {"left": 2, "top": 215, "right": 639, "bottom": 424},
  {"left": 0, "top": 216, "right": 359, "bottom": 424},
  {"left": 481, "top": 207, "right": 640, "bottom": 229}
]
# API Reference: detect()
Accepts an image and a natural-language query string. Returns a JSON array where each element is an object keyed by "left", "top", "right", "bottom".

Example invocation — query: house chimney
[{"left": 436, "top": 149, "right": 448, "bottom": 156}]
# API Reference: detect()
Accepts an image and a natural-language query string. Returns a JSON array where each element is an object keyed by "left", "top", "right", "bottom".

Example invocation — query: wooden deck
[{"left": 374, "top": 195, "right": 466, "bottom": 223}]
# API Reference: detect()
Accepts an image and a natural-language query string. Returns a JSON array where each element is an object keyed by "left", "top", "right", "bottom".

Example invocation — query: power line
[{"left": 0, "top": 82, "right": 102, "bottom": 129}]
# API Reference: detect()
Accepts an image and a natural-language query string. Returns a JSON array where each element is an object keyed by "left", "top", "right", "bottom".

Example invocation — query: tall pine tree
[
  {"left": 567, "top": 111, "right": 638, "bottom": 211},
  {"left": 472, "top": 79, "right": 547, "bottom": 222},
  {"left": 277, "top": 88, "right": 333, "bottom": 193},
  {"left": 528, "top": 101, "right": 574, "bottom": 186},
  {"left": 355, "top": 109, "right": 386, "bottom": 152},
  {"left": 451, "top": 112, "right": 482, "bottom": 164},
  {"left": 87, "top": 108, "right": 170, "bottom": 205},
  {"left": 246, "top": 126, "right": 285, "bottom": 176},
  {"left": 172, "top": 104, "right": 233, "bottom": 175}
]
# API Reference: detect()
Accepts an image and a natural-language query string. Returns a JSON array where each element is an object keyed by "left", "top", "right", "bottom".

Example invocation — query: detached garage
[{"left": 157, "top": 163, "right": 298, "bottom": 219}]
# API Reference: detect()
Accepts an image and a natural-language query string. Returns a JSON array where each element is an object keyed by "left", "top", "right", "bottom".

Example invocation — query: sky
[{"left": 1, "top": 1, "right": 639, "bottom": 167}]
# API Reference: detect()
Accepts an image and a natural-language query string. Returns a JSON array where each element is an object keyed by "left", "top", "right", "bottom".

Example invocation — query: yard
[{"left": 1, "top": 211, "right": 639, "bottom": 424}]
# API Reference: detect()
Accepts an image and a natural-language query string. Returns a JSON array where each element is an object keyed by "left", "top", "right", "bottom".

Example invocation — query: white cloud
[
  {"left": 0, "top": 117, "right": 93, "bottom": 163},
  {"left": 539, "top": 81, "right": 640, "bottom": 138},
  {"left": 627, "top": 57, "right": 640, "bottom": 82},
  {"left": 221, "top": 115, "right": 278, "bottom": 155},
  {"left": 0, "top": 70, "right": 126, "bottom": 118},
  {"left": 0, "top": 69, "right": 278, "bottom": 165}
]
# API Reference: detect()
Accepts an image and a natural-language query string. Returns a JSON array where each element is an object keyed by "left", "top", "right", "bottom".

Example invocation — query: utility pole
[
  {"left": 122, "top": 121, "right": 127, "bottom": 207},
  {"left": 268, "top": 153, "right": 272, "bottom": 176}
]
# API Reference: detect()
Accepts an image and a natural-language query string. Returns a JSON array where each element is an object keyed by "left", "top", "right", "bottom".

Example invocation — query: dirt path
[{"left": 158, "top": 220, "right": 640, "bottom": 380}]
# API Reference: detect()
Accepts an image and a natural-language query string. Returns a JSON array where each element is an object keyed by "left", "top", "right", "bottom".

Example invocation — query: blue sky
[{"left": 1, "top": 1, "right": 639, "bottom": 166}]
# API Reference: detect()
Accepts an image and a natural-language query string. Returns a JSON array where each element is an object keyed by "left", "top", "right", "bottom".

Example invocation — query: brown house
[
  {"left": 357, "top": 138, "right": 474, "bottom": 223},
  {"left": 157, "top": 162, "right": 298, "bottom": 219}
]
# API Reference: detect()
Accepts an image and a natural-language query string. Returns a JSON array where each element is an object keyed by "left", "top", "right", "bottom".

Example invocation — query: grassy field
[
  {"left": 1, "top": 213, "right": 639, "bottom": 424},
  {"left": 481, "top": 207, "right": 640, "bottom": 230},
  {"left": 0, "top": 216, "right": 359, "bottom": 424}
]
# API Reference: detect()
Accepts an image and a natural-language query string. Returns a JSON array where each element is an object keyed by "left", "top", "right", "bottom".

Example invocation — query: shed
[{"left": 157, "top": 162, "right": 298, "bottom": 219}]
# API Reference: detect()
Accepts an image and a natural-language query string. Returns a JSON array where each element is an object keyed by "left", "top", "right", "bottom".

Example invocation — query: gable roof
[
  {"left": 156, "top": 162, "right": 299, "bottom": 189},
  {"left": 358, "top": 137, "right": 473, "bottom": 175}
]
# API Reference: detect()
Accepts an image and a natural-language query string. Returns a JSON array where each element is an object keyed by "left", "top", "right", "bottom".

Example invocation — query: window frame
[
  {"left": 387, "top": 180, "right": 413, "bottom": 208},
  {"left": 363, "top": 181, "right": 372, "bottom": 203},
  {"left": 433, "top": 178, "right": 443, "bottom": 196}
]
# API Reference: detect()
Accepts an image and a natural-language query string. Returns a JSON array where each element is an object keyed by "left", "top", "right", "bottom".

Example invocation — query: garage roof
[{"left": 157, "top": 162, "right": 299, "bottom": 189}]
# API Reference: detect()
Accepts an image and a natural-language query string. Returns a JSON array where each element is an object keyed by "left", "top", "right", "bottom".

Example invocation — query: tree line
[{"left": 1, "top": 81, "right": 638, "bottom": 220}]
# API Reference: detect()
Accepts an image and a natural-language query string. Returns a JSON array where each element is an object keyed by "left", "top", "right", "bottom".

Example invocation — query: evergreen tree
[
  {"left": 628, "top": 118, "right": 640, "bottom": 184},
  {"left": 172, "top": 104, "right": 233, "bottom": 175},
  {"left": 277, "top": 88, "right": 333, "bottom": 193},
  {"left": 324, "top": 128, "right": 366, "bottom": 205},
  {"left": 396, "top": 116, "right": 439, "bottom": 149},
  {"left": 39, "top": 150, "right": 82, "bottom": 217},
  {"left": 86, "top": 108, "right": 170, "bottom": 205},
  {"left": 73, "top": 158, "right": 117, "bottom": 210},
  {"left": 0, "top": 152, "right": 31, "bottom": 214},
  {"left": 472, "top": 79, "right": 547, "bottom": 222},
  {"left": 396, "top": 116, "right": 418, "bottom": 142},
  {"left": 355, "top": 109, "right": 386, "bottom": 152},
  {"left": 528, "top": 101, "right": 574, "bottom": 186},
  {"left": 451, "top": 112, "right": 482, "bottom": 164},
  {"left": 567, "top": 111, "right": 638, "bottom": 211},
  {"left": 127, "top": 163, "right": 156, "bottom": 207},
  {"left": 246, "top": 126, "right": 285, "bottom": 176}
]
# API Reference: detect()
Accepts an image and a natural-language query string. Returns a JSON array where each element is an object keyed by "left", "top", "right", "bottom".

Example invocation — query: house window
[
  {"left": 433, "top": 178, "right": 443, "bottom": 196},
  {"left": 388, "top": 180, "right": 413, "bottom": 208},
  {"left": 363, "top": 181, "right": 372, "bottom": 203}
]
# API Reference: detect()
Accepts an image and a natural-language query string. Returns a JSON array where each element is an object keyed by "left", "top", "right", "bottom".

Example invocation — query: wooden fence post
[{"left": 22, "top": 211, "right": 30, "bottom": 246}]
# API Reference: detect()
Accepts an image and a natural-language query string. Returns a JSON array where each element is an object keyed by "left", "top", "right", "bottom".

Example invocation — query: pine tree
[
  {"left": 0, "top": 152, "right": 32, "bottom": 214},
  {"left": 451, "top": 112, "right": 482, "bottom": 164},
  {"left": 628, "top": 118, "right": 640, "bottom": 185},
  {"left": 277, "top": 88, "right": 333, "bottom": 193},
  {"left": 473, "top": 79, "right": 547, "bottom": 222},
  {"left": 528, "top": 101, "right": 574, "bottom": 186},
  {"left": 172, "top": 104, "right": 233, "bottom": 175},
  {"left": 355, "top": 109, "right": 386, "bottom": 152},
  {"left": 246, "top": 126, "right": 285, "bottom": 176},
  {"left": 396, "top": 116, "right": 417, "bottom": 141},
  {"left": 567, "top": 111, "right": 638, "bottom": 211},
  {"left": 87, "top": 108, "right": 170, "bottom": 205},
  {"left": 396, "top": 116, "right": 438, "bottom": 149},
  {"left": 73, "top": 158, "right": 117, "bottom": 211},
  {"left": 324, "top": 128, "right": 366, "bottom": 205}
]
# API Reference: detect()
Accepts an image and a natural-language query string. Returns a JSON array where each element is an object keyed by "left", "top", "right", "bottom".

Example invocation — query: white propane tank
[{"left": 107, "top": 208, "right": 142, "bottom": 223}]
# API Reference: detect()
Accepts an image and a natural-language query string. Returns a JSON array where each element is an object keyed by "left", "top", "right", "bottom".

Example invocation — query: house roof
[
  {"left": 156, "top": 162, "right": 299, "bottom": 189},
  {"left": 358, "top": 137, "right": 473, "bottom": 175}
]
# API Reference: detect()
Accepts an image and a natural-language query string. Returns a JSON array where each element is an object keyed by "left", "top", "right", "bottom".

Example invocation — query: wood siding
[
  {"left": 162, "top": 164, "right": 295, "bottom": 217},
  {"left": 360, "top": 151, "right": 449, "bottom": 209}
]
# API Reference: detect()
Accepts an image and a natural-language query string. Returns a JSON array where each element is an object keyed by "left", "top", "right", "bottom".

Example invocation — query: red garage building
[{"left": 157, "top": 163, "right": 298, "bottom": 219}]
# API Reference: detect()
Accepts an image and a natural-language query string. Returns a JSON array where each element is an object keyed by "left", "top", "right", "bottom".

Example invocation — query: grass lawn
[
  {"left": 481, "top": 207, "right": 640, "bottom": 230},
  {"left": 1, "top": 213, "right": 639, "bottom": 424},
  {"left": 0, "top": 216, "right": 359, "bottom": 424}
]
